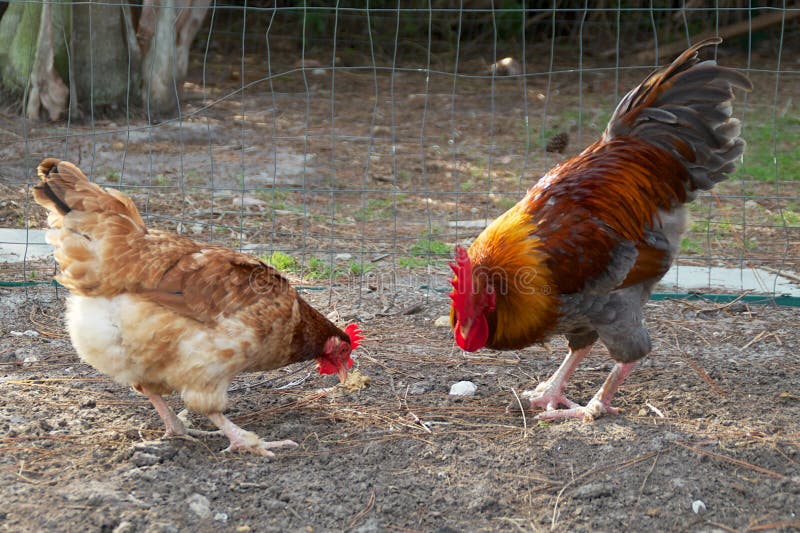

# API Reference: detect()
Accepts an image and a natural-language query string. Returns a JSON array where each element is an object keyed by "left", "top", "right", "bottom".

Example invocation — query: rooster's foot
[
  {"left": 519, "top": 381, "right": 581, "bottom": 412},
  {"left": 535, "top": 397, "right": 620, "bottom": 422}
]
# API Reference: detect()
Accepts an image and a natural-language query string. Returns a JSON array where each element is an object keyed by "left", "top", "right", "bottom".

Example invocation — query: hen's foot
[
  {"left": 535, "top": 396, "right": 620, "bottom": 422},
  {"left": 135, "top": 385, "right": 188, "bottom": 437},
  {"left": 224, "top": 436, "right": 299, "bottom": 457},
  {"left": 186, "top": 429, "right": 223, "bottom": 437},
  {"left": 207, "top": 412, "right": 298, "bottom": 458}
]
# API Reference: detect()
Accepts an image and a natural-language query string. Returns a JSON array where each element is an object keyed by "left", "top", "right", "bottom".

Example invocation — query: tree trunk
[
  {"left": 27, "top": 2, "right": 69, "bottom": 120},
  {"left": 138, "top": 0, "right": 210, "bottom": 118},
  {"left": 0, "top": 0, "right": 208, "bottom": 121},
  {"left": 0, "top": 2, "right": 43, "bottom": 94},
  {"left": 72, "top": 0, "right": 141, "bottom": 112}
]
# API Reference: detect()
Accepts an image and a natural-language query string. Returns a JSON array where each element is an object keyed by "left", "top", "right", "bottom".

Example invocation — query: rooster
[
  {"left": 33, "top": 158, "right": 363, "bottom": 456},
  {"left": 449, "top": 38, "right": 752, "bottom": 420}
]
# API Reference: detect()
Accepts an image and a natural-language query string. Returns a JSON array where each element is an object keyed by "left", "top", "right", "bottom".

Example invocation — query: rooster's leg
[
  {"left": 207, "top": 413, "right": 298, "bottom": 458},
  {"left": 521, "top": 345, "right": 592, "bottom": 411},
  {"left": 536, "top": 361, "right": 637, "bottom": 422},
  {"left": 135, "top": 385, "right": 187, "bottom": 437}
]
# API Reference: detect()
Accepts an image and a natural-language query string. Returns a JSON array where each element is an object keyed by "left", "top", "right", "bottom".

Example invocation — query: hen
[
  {"left": 449, "top": 38, "right": 751, "bottom": 420},
  {"left": 34, "top": 158, "right": 363, "bottom": 456}
]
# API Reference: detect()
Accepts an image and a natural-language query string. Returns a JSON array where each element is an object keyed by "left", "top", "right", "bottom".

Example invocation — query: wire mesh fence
[{"left": 1, "top": 2, "right": 798, "bottom": 303}]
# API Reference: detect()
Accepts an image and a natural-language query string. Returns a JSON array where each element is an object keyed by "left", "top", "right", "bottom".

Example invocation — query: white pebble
[
  {"left": 186, "top": 493, "right": 211, "bottom": 519},
  {"left": 214, "top": 512, "right": 229, "bottom": 523},
  {"left": 434, "top": 315, "right": 451, "bottom": 328},
  {"left": 10, "top": 330, "right": 39, "bottom": 337},
  {"left": 311, "top": 68, "right": 326, "bottom": 76},
  {"left": 449, "top": 381, "right": 477, "bottom": 396},
  {"left": 692, "top": 499, "right": 707, "bottom": 514}
]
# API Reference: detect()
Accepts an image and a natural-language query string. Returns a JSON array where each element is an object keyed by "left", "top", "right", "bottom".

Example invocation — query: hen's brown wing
[{"left": 135, "top": 238, "right": 295, "bottom": 324}]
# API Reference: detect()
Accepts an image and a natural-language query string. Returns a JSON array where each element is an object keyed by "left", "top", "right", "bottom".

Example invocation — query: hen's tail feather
[
  {"left": 33, "top": 158, "right": 148, "bottom": 294},
  {"left": 605, "top": 37, "right": 753, "bottom": 195},
  {"left": 33, "top": 158, "right": 146, "bottom": 230}
]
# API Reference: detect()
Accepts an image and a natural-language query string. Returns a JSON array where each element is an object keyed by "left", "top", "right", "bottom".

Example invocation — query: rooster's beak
[
  {"left": 337, "top": 366, "right": 349, "bottom": 384},
  {"left": 459, "top": 318, "right": 472, "bottom": 340}
]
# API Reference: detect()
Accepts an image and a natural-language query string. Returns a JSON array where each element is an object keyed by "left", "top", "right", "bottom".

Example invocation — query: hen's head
[
  {"left": 449, "top": 245, "right": 495, "bottom": 352},
  {"left": 317, "top": 323, "right": 363, "bottom": 383}
]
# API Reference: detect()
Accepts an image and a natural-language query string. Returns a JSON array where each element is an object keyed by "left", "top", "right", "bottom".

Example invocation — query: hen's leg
[
  {"left": 207, "top": 413, "right": 298, "bottom": 458},
  {"left": 521, "top": 345, "right": 593, "bottom": 411},
  {"left": 135, "top": 385, "right": 187, "bottom": 437},
  {"left": 536, "top": 361, "right": 637, "bottom": 422}
]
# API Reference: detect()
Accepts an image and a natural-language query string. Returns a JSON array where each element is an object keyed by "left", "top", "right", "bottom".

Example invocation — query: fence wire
[{"left": 0, "top": 3, "right": 798, "bottom": 303}]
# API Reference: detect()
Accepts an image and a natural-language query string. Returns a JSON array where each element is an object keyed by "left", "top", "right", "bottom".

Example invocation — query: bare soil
[
  {"left": 0, "top": 284, "right": 798, "bottom": 532},
  {"left": 1, "top": 48, "right": 799, "bottom": 532}
]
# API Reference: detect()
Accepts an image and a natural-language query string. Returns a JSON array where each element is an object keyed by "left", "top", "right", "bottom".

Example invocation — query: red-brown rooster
[
  {"left": 34, "top": 158, "right": 363, "bottom": 456},
  {"left": 449, "top": 38, "right": 751, "bottom": 420}
]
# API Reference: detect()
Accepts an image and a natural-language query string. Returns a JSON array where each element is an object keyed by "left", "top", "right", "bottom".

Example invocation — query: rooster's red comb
[
  {"left": 449, "top": 245, "right": 473, "bottom": 318},
  {"left": 344, "top": 323, "right": 364, "bottom": 350}
]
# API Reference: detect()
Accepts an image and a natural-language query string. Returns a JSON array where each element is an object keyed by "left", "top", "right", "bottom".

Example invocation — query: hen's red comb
[
  {"left": 344, "top": 323, "right": 364, "bottom": 350},
  {"left": 449, "top": 245, "right": 473, "bottom": 318}
]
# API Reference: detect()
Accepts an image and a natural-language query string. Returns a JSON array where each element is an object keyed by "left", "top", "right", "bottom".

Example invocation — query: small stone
[
  {"left": 311, "top": 68, "right": 326, "bottom": 76},
  {"left": 186, "top": 493, "right": 211, "bottom": 519},
  {"left": 449, "top": 381, "right": 477, "bottom": 396},
  {"left": 237, "top": 196, "right": 267, "bottom": 208},
  {"left": 177, "top": 409, "right": 193, "bottom": 429},
  {"left": 80, "top": 398, "right": 97, "bottom": 409},
  {"left": 214, "top": 512, "right": 229, "bottom": 523},
  {"left": 10, "top": 330, "right": 39, "bottom": 337},
  {"left": 692, "top": 499, "right": 707, "bottom": 514},
  {"left": 408, "top": 381, "right": 433, "bottom": 395},
  {"left": 434, "top": 316, "right": 451, "bottom": 328},
  {"left": 131, "top": 451, "right": 160, "bottom": 467},
  {"left": 112, "top": 141, "right": 125, "bottom": 151},
  {"left": 573, "top": 482, "right": 613, "bottom": 499},
  {"left": 113, "top": 521, "right": 135, "bottom": 533},
  {"left": 236, "top": 527, "right": 252, "bottom": 533},
  {"left": 335, "top": 253, "right": 352, "bottom": 260}
]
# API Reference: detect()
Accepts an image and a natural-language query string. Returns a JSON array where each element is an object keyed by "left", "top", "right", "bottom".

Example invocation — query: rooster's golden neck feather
[{"left": 468, "top": 205, "right": 559, "bottom": 350}]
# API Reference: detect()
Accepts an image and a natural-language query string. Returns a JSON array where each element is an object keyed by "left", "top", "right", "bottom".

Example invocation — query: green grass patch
[
  {"left": 397, "top": 238, "right": 452, "bottom": 268},
  {"left": 409, "top": 238, "right": 450, "bottom": 256},
  {"left": 355, "top": 198, "right": 394, "bottom": 222},
  {"left": 347, "top": 260, "right": 374, "bottom": 276},
  {"left": 305, "top": 257, "right": 340, "bottom": 280},
  {"left": 772, "top": 210, "right": 800, "bottom": 226},
  {"left": 398, "top": 256, "right": 431, "bottom": 268},
  {"left": 741, "top": 114, "right": 800, "bottom": 181},
  {"left": 680, "top": 237, "right": 702, "bottom": 255},
  {"left": 261, "top": 251, "right": 300, "bottom": 273}
]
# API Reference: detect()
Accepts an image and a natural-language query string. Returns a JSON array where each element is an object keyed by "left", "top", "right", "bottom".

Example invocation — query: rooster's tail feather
[{"left": 605, "top": 37, "right": 752, "bottom": 194}]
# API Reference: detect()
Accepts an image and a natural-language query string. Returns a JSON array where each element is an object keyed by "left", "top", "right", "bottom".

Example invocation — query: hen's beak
[{"left": 337, "top": 366, "right": 349, "bottom": 384}]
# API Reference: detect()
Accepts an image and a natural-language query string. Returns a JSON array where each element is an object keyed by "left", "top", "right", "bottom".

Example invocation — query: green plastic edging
[{"left": 649, "top": 292, "right": 800, "bottom": 306}]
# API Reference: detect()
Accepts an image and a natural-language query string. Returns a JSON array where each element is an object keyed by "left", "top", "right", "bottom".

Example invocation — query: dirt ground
[
  {"left": 0, "top": 284, "right": 798, "bottom": 532},
  {"left": 1, "top": 42, "right": 799, "bottom": 532}
]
